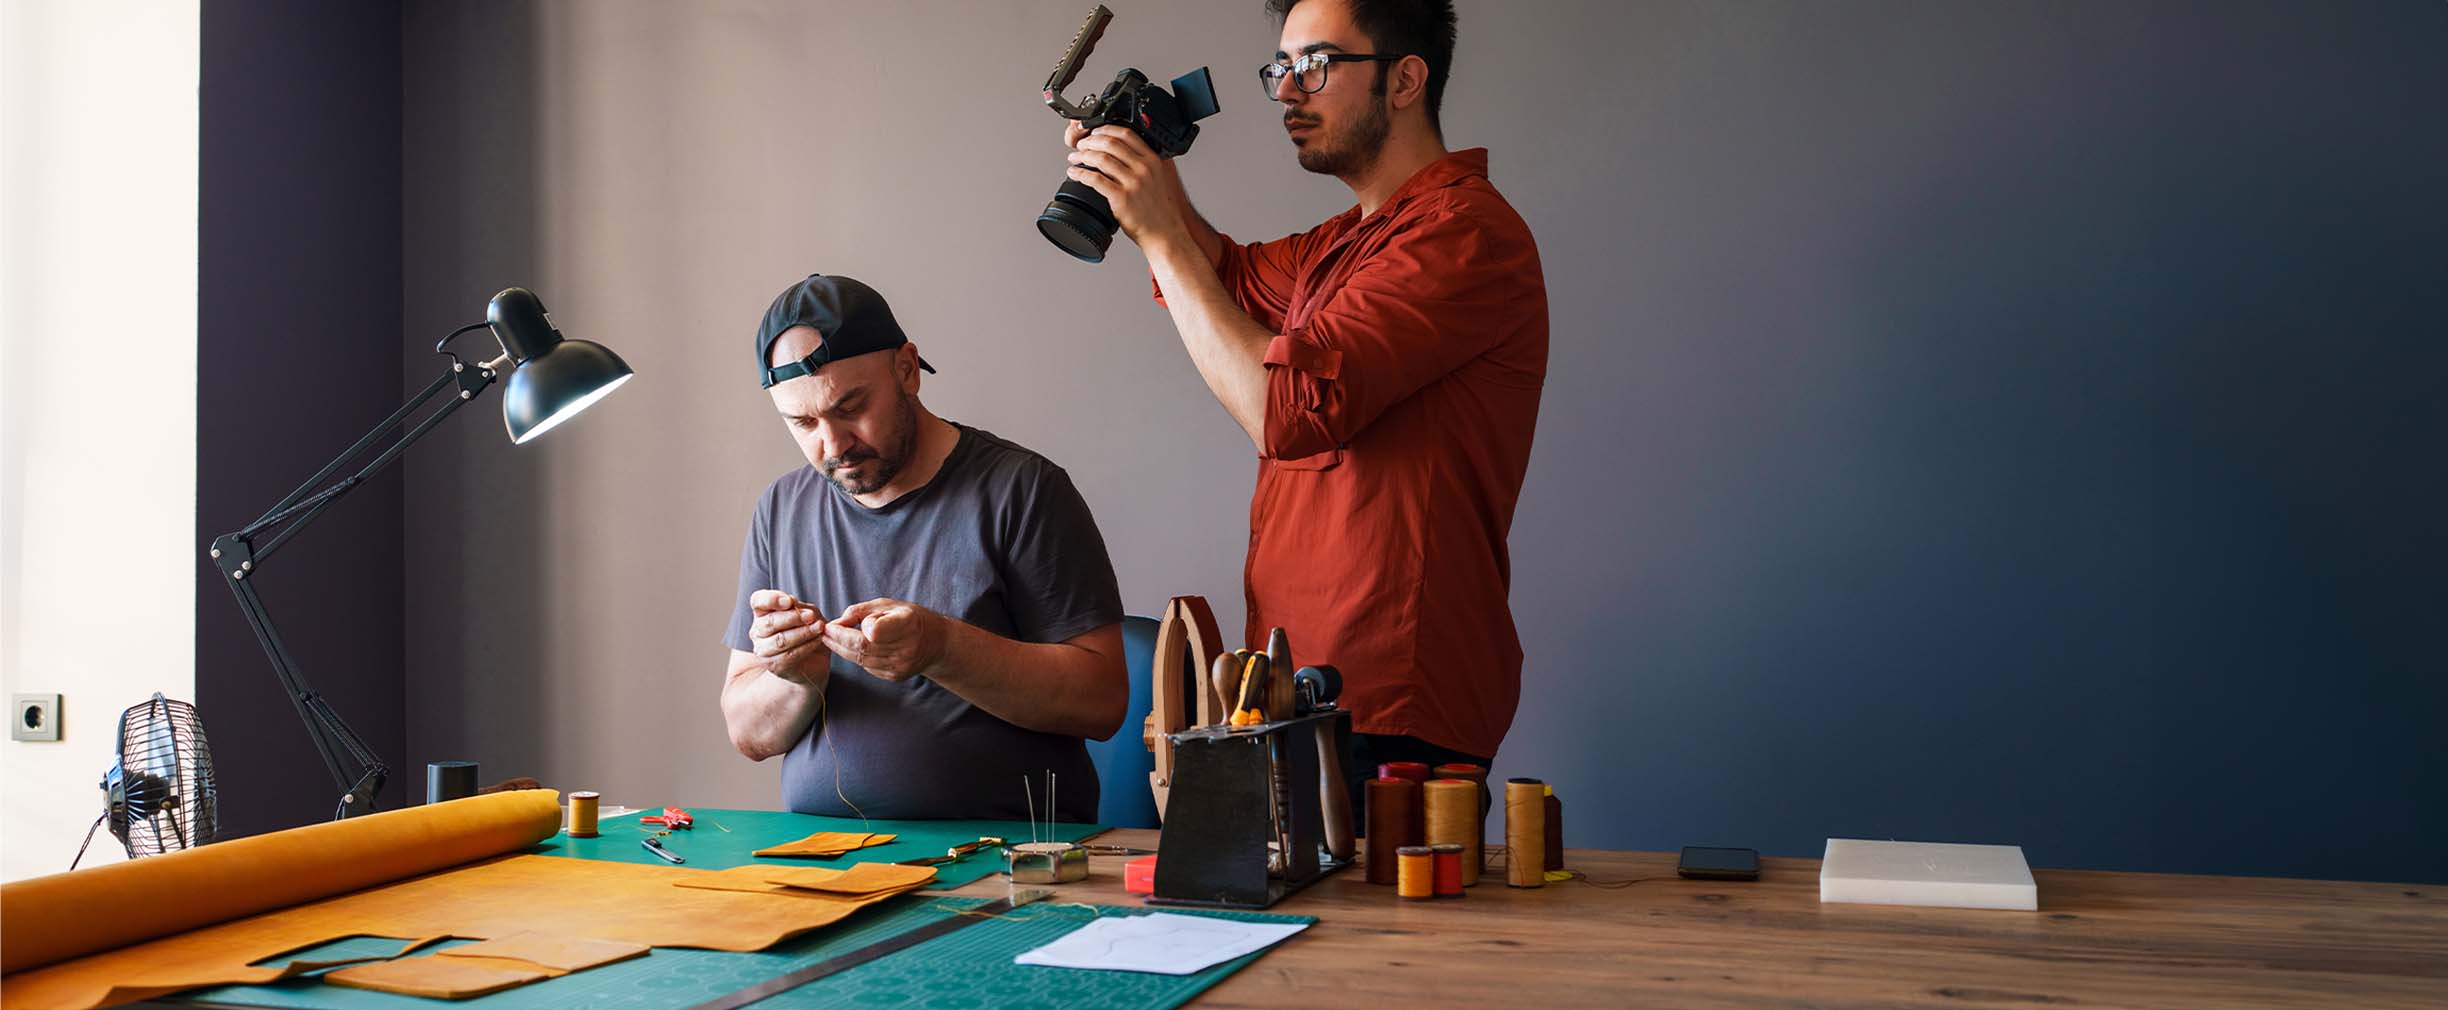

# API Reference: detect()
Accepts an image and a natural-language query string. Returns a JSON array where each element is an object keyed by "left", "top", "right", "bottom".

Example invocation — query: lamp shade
[
  {"left": 503, "top": 339, "right": 633, "bottom": 444},
  {"left": 486, "top": 288, "right": 634, "bottom": 444}
]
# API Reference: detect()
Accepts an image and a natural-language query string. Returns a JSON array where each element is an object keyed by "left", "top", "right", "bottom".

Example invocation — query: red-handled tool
[{"left": 641, "top": 806, "right": 694, "bottom": 829}]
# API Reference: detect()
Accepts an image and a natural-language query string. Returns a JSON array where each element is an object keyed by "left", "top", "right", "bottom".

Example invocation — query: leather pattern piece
[
  {"left": 750, "top": 830, "right": 897, "bottom": 858},
  {"left": 324, "top": 956, "right": 554, "bottom": 1000},
  {"left": 434, "top": 933, "right": 649, "bottom": 973}
]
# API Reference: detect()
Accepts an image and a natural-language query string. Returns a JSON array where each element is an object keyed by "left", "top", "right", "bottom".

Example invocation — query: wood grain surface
[{"left": 941, "top": 829, "right": 2448, "bottom": 1009}]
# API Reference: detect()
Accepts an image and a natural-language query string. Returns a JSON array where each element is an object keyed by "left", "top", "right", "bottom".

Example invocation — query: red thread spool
[
  {"left": 1431, "top": 843, "right": 1466, "bottom": 898},
  {"left": 1380, "top": 761, "right": 1430, "bottom": 783},
  {"left": 1364, "top": 778, "right": 1422, "bottom": 885}
]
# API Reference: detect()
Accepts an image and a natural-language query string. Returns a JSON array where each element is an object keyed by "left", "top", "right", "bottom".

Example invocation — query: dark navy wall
[
  {"left": 1491, "top": 0, "right": 2446, "bottom": 884},
  {"left": 197, "top": 0, "right": 405, "bottom": 837}
]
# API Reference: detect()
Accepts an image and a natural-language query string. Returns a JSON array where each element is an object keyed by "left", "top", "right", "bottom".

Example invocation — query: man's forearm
[
  {"left": 1145, "top": 232, "right": 1272, "bottom": 451},
  {"left": 722, "top": 664, "right": 824, "bottom": 761},
  {"left": 925, "top": 620, "right": 1126, "bottom": 741}
]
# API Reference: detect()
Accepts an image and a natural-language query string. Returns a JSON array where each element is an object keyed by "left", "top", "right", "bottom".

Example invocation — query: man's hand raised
[
  {"left": 748, "top": 589, "right": 830, "bottom": 685},
  {"left": 821, "top": 598, "right": 950, "bottom": 683},
  {"left": 1065, "top": 125, "right": 1194, "bottom": 250}
]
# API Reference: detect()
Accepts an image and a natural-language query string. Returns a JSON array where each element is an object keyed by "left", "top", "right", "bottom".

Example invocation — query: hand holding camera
[{"left": 1036, "top": 5, "right": 1219, "bottom": 262}]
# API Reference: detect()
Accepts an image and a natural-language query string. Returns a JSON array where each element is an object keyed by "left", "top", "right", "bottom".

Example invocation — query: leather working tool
[
  {"left": 1146, "top": 596, "right": 1226, "bottom": 820},
  {"left": 896, "top": 836, "right": 1003, "bottom": 867}
]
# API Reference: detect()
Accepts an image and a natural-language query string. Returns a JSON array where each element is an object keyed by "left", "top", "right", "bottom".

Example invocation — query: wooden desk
[{"left": 944, "top": 829, "right": 2448, "bottom": 1009}]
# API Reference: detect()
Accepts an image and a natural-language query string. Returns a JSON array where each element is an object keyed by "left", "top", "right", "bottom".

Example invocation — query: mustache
[
  {"left": 822, "top": 448, "right": 878, "bottom": 471},
  {"left": 1283, "top": 114, "right": 1320, "bottom": 129}
]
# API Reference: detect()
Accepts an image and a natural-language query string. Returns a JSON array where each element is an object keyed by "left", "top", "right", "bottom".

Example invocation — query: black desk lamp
[{"left": 208, "top": 288, "right": 632, "bottom": 818}]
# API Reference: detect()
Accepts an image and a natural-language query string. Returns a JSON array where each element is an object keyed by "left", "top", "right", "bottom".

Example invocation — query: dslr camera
[{"left": 1036, "top": 5, "right": 1220, "bottom": 263}]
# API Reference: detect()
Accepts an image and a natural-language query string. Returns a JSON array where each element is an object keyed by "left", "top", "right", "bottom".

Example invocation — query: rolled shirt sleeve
[{"left": 1150, "top": 228, "right": 1318, "bottom": 334}]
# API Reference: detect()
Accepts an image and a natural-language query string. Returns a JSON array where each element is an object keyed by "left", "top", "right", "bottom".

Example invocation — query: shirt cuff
[{"left": 1262, "top": 331, "right": 1342, "bottom": 380}]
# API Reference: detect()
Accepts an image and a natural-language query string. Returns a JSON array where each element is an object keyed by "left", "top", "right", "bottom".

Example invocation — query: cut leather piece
[
  {"left": 760, "top": 862, "right": 938, "bottom": 896},
  {"left": 324, "top": 955, "right": 553, "bottom": 1000},
  {"left": 2, "top": 853, "right": 929, "bottom": 1010},
  {"left": 751, "top": 830, "right": 896, "bottom": 858},
  {"left": 433, "top": 932, "right": 648, "bottom": 973},
  {"left": 670, "top": 863, "right": 933, "bottom": 902}
]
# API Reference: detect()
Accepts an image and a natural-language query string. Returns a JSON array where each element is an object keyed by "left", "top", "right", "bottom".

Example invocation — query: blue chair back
[{"left": 1085, "top": 615, "right": 1162, "bottom": 828}]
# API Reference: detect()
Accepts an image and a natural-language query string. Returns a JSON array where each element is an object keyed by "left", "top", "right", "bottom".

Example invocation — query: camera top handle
[{"left": 1043, "top": 5, "right": 1115, "bottom": 119}]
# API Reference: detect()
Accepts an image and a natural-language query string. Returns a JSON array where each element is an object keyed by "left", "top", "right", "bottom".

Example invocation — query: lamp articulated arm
[
  {"left": 205, "top": 288, "right": 632, "bottom": 821},
  {"left": 209, "top": 343, "right": 502, "bottom": 819}
]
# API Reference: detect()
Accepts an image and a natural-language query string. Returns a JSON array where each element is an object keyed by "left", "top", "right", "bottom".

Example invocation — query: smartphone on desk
[{"left": 1677, "top": 846, "right": 1761, "bottom": 881}]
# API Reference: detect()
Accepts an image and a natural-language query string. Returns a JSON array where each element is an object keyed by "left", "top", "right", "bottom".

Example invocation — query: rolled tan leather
[{"left": 1, "top": 789, "right": 561, "bottom": 975}]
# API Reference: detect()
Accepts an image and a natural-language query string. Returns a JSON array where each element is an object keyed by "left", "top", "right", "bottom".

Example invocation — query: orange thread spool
[
  {"left": 1395, "top": 846, "right": 1434, "bottom": 901},
  {"left": 1380, "top": 761, "right": 1430, "bottom": 783},
  {"left": 1430, "top": 843, "right": 1466, "bottom": 898},
  {"left": 567, "top": 791, "right": 600, "bottom": 838}
]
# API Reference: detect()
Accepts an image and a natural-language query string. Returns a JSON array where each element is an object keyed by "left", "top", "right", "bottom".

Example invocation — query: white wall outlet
[{"left": 12, "top": 694, "right": 62, "bottom": 742}]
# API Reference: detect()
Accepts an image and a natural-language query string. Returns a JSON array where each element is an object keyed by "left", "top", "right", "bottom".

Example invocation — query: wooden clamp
[{"left": 1146, "top": 595, "right": 1225, "bottom": 821}]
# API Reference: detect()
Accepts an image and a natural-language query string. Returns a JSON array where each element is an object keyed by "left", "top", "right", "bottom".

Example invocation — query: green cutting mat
[
  {"left": 535, "top": 808, "right": 1105, "bottom": 889},
  {"left": 183, "top": 898, "right": 1314, "bottom": 1010}
]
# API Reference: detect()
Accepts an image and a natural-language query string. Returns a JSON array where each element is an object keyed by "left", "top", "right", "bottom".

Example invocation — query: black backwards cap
[{"left": 756, "top": 274, "right": 935, "bottom": 388}]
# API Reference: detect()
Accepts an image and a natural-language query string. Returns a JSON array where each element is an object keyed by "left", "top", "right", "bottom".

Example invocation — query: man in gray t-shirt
[{"left": 720, "top": 274, "right": 1124, "bottom": 822}]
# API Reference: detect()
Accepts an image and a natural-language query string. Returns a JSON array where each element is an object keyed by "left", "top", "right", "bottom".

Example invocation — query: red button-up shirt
[{"left": 1155, "top": 149, "right": 1547, "bottom": 757}]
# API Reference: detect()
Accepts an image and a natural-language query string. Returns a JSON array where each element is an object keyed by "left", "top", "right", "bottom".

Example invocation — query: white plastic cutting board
[{"left": 1819, "top": 838, "right": 2038, "bottom": 910}]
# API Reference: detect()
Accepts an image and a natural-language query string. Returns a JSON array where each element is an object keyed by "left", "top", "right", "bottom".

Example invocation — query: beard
[
  {"left": 1289, "top": 85, "right": 1392, "bottom": 178},
  {"left": 819, "top": 389, "right": 919, "bottom": 495}
]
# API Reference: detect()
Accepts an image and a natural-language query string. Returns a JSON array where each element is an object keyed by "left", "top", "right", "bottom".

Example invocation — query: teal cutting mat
[
  {"left": 182, "top": 898, "right": 1314, "bottom": 1010},
  {"left": 536, "top": 808, "right": 1105, "bottom": 889}
]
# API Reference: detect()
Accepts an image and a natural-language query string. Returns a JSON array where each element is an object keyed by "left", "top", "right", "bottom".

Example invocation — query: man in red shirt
[{"left": 1063, "top": 0, "right": 1546, "bottom": 801}]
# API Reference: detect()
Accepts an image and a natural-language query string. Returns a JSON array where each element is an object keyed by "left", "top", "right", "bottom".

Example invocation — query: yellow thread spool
[
  {"left": 1395, "top": 846, "right": 1434, "bottom": 901},
  {"left": 1422, "top": 778, "right": 1480, "bottom": 886},
  {"left": 567, "top": 791, "right": 600, "bottom": 838},
  {"left": 1505, "top": 778, "right": 1545, "bottom": 888}
]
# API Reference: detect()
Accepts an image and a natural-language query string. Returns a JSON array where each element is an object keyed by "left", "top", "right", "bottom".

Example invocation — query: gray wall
[{"left": 398, "top": 0, "right": 2445, "bottom": 882}]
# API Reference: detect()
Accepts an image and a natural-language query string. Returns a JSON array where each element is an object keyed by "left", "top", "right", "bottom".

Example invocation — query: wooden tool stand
[{"left": 1151, "top": 709, "right": 1353, "bottom": 910}]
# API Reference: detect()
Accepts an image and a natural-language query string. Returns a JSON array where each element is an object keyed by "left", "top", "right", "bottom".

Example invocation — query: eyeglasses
[{"left": 1259, "top": 51, "right": 1404, "bottom": 100}]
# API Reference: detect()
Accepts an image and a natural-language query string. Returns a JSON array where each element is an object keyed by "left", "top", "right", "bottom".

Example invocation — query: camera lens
[{"left": 1037, "top": 178, "right": 1116, "bottom": 262}]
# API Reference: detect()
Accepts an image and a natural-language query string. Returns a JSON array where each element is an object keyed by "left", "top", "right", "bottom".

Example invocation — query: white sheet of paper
[{"left": 1013, "top": 912, "right": 1310, "bottom": 975}]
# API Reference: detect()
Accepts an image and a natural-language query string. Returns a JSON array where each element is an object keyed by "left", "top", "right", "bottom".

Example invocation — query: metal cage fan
[{"left": 72, "top": 692, "right": 219, "bottom": 869}]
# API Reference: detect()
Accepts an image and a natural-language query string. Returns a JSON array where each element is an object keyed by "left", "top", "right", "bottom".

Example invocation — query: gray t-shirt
[{"left": 725, "top": 423, "right": 1122, "bottom": 822}]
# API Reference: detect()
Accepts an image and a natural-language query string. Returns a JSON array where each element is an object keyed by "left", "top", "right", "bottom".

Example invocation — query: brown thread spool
[
  {"left": 1380, "top": 761, "right": 1430, "bottom": 783},
  {"left": 567, "top": 791, "right": 600, "bottom": 838},
  {"left": 1504, "top": 778, "right": 1546, "bottom": 888},
  {"left": 1422, "top": 778, "right": 1480, "bottom": 886},
  {"left": 1364, "top": 778, "right": 1422, "bottom": 885},
  {"left": 1430, "top": 843, "right": 1466, "bottom": 898},
  {"left": 1395, "top": 846, "right": 1434, "bottom": 901},
  {"left": 1543, "top": 785, "right": 1564, "bottom": 872}
]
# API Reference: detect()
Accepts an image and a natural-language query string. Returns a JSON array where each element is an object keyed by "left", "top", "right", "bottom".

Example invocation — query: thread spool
[
  {"left": 1395, "top": 846, "right": 1434, "bottom": 901},
  {"left": 1379, "top": 761, "right": 1430, "bottom": 783},
  {"left": 1365, "top": 777, "right": 1422, "bottom": 885},
  {"left": 1433, "top": 763, "right": 1489, "bottom": 869},
  {"left": 567, "top": 791, "right": 600, "bottom": 838},
  {"left": 1422, "top": 778, "right": 1480, "bottom": 886},
  {"left": 1504, "top": 778, "right": 1545, "bottom": 888},
  {"left": 1543, "top": 785, "right": 1564, "bottom": 872},
  {"left": 1430, "top": 843, "right": 1466, "bottom": 898}
]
